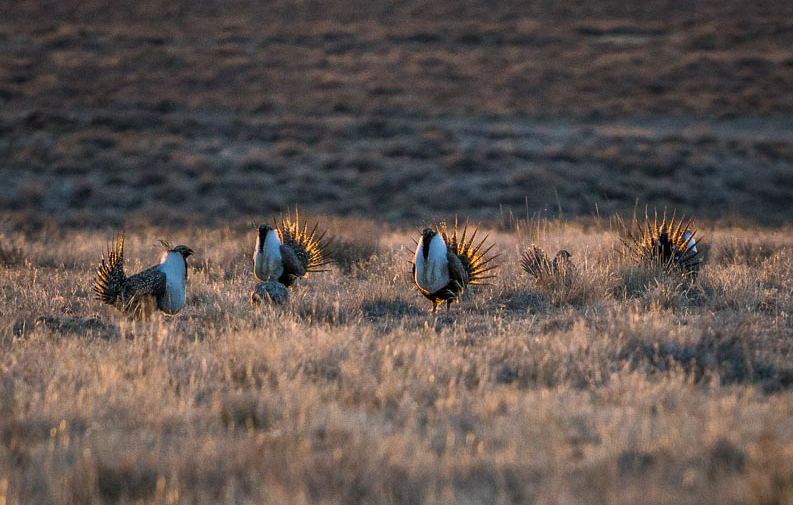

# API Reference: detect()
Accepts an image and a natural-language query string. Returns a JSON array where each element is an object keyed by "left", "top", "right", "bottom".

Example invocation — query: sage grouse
[
  {"left": 250, "top": 281, "right": 290, "bottom": 305},
  {"left": 412, "top": 219, "right": 499, "bottom": 313},
  {"left": 521, "top": 245, "right": 575, "bottom": 280},
  {"left": 94, "top": 235, "right": 194, "bottom": 318},
  {"left": 254, "top": 208, "right": 332, "bottom": 287},
  {"left": 624, "top": 209, "right": 703, "bottom": 276}
]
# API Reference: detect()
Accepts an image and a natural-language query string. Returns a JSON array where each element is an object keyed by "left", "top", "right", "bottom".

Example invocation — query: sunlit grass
[{"left": 1, "top": 218, "right": 792, "bottom": 504}]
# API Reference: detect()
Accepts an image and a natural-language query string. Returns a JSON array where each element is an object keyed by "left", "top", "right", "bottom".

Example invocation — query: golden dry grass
[{"left": 1, "top": 218, "right": 793, "bottom": 504}]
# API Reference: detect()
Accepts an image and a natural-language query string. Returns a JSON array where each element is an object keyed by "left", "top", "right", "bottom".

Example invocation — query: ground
[
  {"left": 2, "top": 1, "right": 793, "bottom": 504},
  {"left": 2, "top": 0, "right": 793, "bottom": 228},
  {"left": 2, "top": 222, "right": 793, "bottom": 504}
]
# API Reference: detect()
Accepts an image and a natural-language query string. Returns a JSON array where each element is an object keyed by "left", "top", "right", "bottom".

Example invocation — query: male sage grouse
[
  {"left": 521, "top": 245, "right": 575, "bottom": 283},
  {"left": 94, "top": 235, "right": 194, "bottom": 318},
  {"left": 412, "top": 219, "right": 499, "bottom": 313},
  {"left": 624, "top": 209, "right": 703, "bottom": 276},
  {"left": 254, "top": 208, "right": 332, "bottom": 287}
]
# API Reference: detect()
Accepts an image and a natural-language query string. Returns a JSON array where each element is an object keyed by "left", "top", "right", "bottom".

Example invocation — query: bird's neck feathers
[
  {"left": 415, "top": 234, "right": 449, "bottom": 293},
  {"left": 428, "top": 234, "right": 447, "bottom": 261},
  {"left": 159, "top": 251, "right": 187, "bottom": 279},
  {"left": 262, "top": 230, "right": 282, "bottom": 258},
  {"left": 156, "top": 250, "right": 187, "bottom": 314},
  {"left": 256, "top": 230, "right": 266, "bottom": 252},
  {"left": 254, "top": 229, "right": 284, "bottom": 282}
]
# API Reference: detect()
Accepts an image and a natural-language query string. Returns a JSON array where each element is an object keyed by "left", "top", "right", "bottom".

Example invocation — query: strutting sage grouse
[
  {"left": 412, "top": 219, "right": 499, "bottom": 313},
  {"left": 624, "top": 209, "right": 703, "bottom": 276},
  {"left": 521, "top": 246, "right": 575, "bottom": 280},
  {"left": 254, "top": 207, "right": 332, "bottom": 287},
  {"left": 94, "top": 235, "right": 193, "bottom": 318}
]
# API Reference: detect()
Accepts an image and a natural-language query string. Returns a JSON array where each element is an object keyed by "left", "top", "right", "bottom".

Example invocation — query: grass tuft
[{"left": 0, "top": 219, "right": 792, "bottom": 504}]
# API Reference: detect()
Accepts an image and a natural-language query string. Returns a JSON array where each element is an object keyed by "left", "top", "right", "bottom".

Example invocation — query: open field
[
  {"left": 3, "top": 0, "right": 793, "bottom": 502},
  {"left": 2, "top": 0, "right": 793, "bottom": 229},
  {"left": 1, "top": 219, "right": 793, "bottom": 504}
]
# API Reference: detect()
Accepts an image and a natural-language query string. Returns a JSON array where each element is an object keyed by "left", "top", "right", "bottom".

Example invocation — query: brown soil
[{"left": 2, "top": 0, "right": 793, "bottom": 228}]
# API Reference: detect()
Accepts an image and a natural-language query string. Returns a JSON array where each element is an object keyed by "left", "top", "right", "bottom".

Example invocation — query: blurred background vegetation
[{"left": 1, "top": 0, "right": 792, "bottom": 231}]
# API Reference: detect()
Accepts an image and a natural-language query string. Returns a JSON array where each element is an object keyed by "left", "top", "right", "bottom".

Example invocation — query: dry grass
[
  {"left": 1, "top": 218, "right": 792, "bottom": 504},
  {"left": 3, "top": 2, "right": 793, "bottom": 502}
]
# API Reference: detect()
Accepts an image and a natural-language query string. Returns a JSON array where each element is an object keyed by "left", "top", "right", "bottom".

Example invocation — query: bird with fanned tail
[
  {"left": 522, "top": 245, "right": 575, "bottom": 281},
  {"left": 94, "top": 235, "right": 194, "bottom": 319},
  {"left": 623, "top": 208, "right": 703, "bottom": 276},
  {"left": 253, "top": 207, "right": 332, "bottom": 287},
  {"left": 412, "top": 219, "right": 500, "bottom": 313}
]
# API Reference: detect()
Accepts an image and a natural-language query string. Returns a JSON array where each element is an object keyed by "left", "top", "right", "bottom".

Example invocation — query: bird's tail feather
[
  {"left": 94, "top": 234, "right": 127, "bottom": 307},
  {"left": 276, "top": 205, "right": 333, "bottom": 274},
  {"left": 437, "top": 217, "right": 500, "bottom": 287},
  {"left": 521, "top": 244, "right": 550, "bottom": 278}
]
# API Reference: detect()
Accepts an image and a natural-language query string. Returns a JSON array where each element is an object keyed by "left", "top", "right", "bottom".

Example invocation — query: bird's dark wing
[
  {"left": 280, "top": 244, "right": 307, "bottom": 278},
  {"left": 447, "top": 250, "right": 469, "bottom": 290},
  {"left": 115, "top": 267, "right": 167, "bottom": 317},
  {"left": 123, "top": 267, "right": 167, "bottom": 300}
]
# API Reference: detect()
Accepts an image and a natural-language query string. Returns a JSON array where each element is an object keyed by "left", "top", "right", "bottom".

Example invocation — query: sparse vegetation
[
  {"left": 2, "top": 0, "right": 793, "bottom": 502},
  {"left": 3, "top": 2, "right": 793, "bottom": 230},
  {"left": 0, "top": 239, "right": 24, "bottom": 267},
  {"left": 521, "top": 244, "right": 608, "bottom": 306},
  {"left": 716, "top": 238, "right": 780, "bottom": 267},
  {"left": 321, "top": 217, "right": 382, "bottom": 274},
  {"left": 1, "top": 220, "right": 792, "bottom": 504}
]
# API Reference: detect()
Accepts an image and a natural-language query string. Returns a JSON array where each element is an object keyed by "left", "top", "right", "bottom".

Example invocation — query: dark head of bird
[
  {"left": 555, "top": 250, "right": 572, "bottom": 261},
  {"left": 421, "top": 228, "right": 437, "bottom": 259},
  {"left": 257, "top": 224, "right": 273, "bottom": 250},
  {"left": 171, "top": 245, "right": 194, "bottom": 259},
  {"left": 553, "top": 250, "right": 573, "bottom": 274}
]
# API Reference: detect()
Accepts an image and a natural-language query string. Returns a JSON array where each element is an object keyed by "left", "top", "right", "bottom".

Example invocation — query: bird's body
[
  {"left": 552, "top": 250, "right": 573, "bottom": 273},
  {"left": 625, "top": 209, "right": 703, "bottom": 275},
  {"left": 94, "top": 236, "right": 193, "bottom": 319},
  {"left": 412, "top": 221, "right": 499, "bottom": 313},
  {"left": 522, "top": 245, "right": 575, "bottom": 289},
  {"left": 414, "top": 232, "right": 454, "bottom": 294},
  {"left": 156, "top": 250, "right": 188, "bottom": 313},
  {"left": 250, "top": 281, "right": 290, "bottom": 305},
  {"left": 253, "top": 208, "right": 331, "bottom": 287},
  {"left": 414, "top": 231, "right": 466, "bottom": 308},
  {"left": 254, "top": 227, "right": 289, "bottom": 284},
  {"left": 522, "top": 246, "right": 574, "bottom": 279}
]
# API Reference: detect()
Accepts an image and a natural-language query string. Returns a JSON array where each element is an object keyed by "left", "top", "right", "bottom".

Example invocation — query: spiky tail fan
[
  {"left": 624, "top": 209, "right": 703, "bottom": 275},
  {"left": 437, "top": 217, "right": 500, "bottom": 287},
  {"left": 521, "top": 244, "right": 550, "bottom": 279},
  {"left": 94, "top": 235, "right": 126, "bottom": 306},
  {"left": 275, "top": 206, "right": 333, "bottom": 273}
]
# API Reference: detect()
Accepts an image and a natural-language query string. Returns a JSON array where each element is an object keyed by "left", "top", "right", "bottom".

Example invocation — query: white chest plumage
[
  {"left": 156, "top": 251, "right": 186, "bottom": 314},
  {"left": 414, "top": 234, "right": 450, "bottom": 294},
  {"left": 254, "top": 231, "right": 284, "bottom": 282}
]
